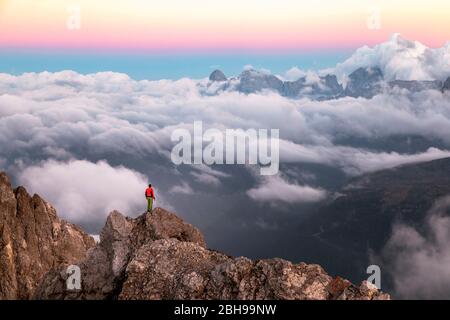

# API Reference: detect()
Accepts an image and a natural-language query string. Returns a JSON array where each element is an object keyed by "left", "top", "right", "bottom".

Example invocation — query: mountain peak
[
  {"left": 0, "top": 172, "right": 95, "bottom": 299},
  {"left": 209, "top": 69, "right": 227, "bottom": 82},
  {"left": 344, "top": 66, "right": 384, "bottom": 98}
]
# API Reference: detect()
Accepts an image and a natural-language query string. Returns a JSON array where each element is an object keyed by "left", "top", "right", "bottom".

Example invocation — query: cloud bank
[
  {"left": 1, "top": 36, "right": 450, "bottom": 214},
  {"left": 169, "top": 182, "right": 194, "bottom": 195},
  {"left": 283, "top": 34, "right": 450, "bottom": 84},
  {"left": 1, "top": 71, "right": 450, "bottom": 171},
  {"left": 380, "top": 196, "right": 450, "bottom": 299},
  {"left": 333, "top": 34, "right": 450, "bottom": 81},
  {"left": 247, "top": 174, "right": 326, "bottom": 204},
  {"left": 17, "top": 160, "right": 150, "bottom": 230}
]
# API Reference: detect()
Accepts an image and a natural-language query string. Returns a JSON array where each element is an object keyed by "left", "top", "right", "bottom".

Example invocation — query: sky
[
  {"left": 1, "top": 0, "right": 449, "bottom": 51},
  {"left": 1, "top": 0, "right": 450, "bottom": 78}
]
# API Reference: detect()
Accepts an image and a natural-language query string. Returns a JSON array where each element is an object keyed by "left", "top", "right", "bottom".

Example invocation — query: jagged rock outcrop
[
  {"left": 317, "top": 74, "right": 345, "bottom": 97},
  {"left": 34, "top": 208, "right": 205, "bottom": 299},
  {"left": 233, "top": 69, "right": 344, "bottom": 99},
  {"left": 209, "top": 70, "right": 227, "bottom": 82},
  {"left": 237, "top": 69, "right": 284, "bottom": 94},
  {"left": 345, "top": 67, "right": 384, "bottom": 98},
  {"left": 282, "top": 74, "right": 343, "bottom": 99},
  {"left": 0, "top": 172, "right": 95, "bottom": 299},
  {"left": 35, "top": 207, "right": 389, "bottom": 300},
  {"left": 119, "top": 239, "right": 385, "bottom": 300},
  {"left": 207, "top": 67, "right": 449, "bottom": 99}
]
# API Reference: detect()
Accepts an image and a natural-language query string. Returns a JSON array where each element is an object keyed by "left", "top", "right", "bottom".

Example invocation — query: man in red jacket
[{"left": 145, "top": 184, "right": 155, "bottom": 213}]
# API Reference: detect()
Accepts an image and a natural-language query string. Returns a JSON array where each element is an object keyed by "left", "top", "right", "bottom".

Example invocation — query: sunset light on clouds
[{"left": 1, "top": 0, "right": 449, "bottom": 52}]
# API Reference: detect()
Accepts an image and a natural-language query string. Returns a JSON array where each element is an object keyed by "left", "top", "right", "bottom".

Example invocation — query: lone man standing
[{"left": 145, "top": 184, "right": 155, "bottom": 213}]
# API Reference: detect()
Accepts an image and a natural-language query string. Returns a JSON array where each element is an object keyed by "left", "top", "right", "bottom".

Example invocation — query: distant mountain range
[{"left": 207, "top": 67, "right": 450, "bottom": 100}]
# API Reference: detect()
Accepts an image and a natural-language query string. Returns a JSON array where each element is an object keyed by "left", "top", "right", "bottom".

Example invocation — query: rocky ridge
[
  {"left": 207, "top": 68, "right": 450, "bottom": 99},
  {"left": 35, "top": 208, "right": 388, "bottom": 300},
  {"left": 0, "top": 172, "right": 95, "bottom": 299},
  {"left": 0, "top": 172, "right": 389, "bottom": 300}
]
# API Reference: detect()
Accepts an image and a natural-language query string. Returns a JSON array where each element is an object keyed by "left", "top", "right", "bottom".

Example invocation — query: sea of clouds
[
  {"left": 1, "top": 35, "right": 450, "bottom": 298},
  {"left": 1, "top": 69, "right": 450, "bottom": 220},
  {"left": 378, "top": 196, "right": 450, "bottom": 299}
]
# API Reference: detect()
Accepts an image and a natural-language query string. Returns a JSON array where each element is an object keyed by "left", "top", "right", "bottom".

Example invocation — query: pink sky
[{"left": 1, "top": 0, "right": 449, "bottom": 52}]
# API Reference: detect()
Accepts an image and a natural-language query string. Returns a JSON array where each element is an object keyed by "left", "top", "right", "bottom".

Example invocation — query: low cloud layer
[
  {"left": 380, "top": 196, "right": 450, "bottom": 299},
  {"left": 1, "top": 71, "right": 450, "bottom": 174},
  {"left": 17, "top": 160, "right": 151, "bottom": 230},
  {"left": 169, "top": 182, "right": 194, "bottom": 195},
  {"left": 1, "top": 42, "right": 450, "bottom": 227},
  {"left": 189, "top": 164, "right": 231, "bottom": 187},
  {"left": 247, "top": 174, "right": 326, "bottom": 204},
  {"left": 280, "top": 143, "right": 450, "bottom": 176}
]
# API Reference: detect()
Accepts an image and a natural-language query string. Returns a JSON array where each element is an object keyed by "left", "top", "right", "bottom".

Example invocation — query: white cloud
[
  {"left": 1, "top": 69, "right": 450, "bottom": 178},
  {"left": 169, "top": 182, "right": 194, "bottom": 195},
  {"left": 281, "top": 67, "right": 307, "bottom": 81},
  {"left": 333, "top": 34, "right": 450, "bottom": 81},
  {"left": 379, "top": 196, "right": 450, "bottom": 299},
  {"left": 17, "top": 159, "right": 153, "bottom": 226},
  {"left": 280, "top": 142, "right": 450, "bottom": 175},
  {"left": 189, "top": 164, "right": 230, "bottom": 186},
  {"left": 191, "top": 171, "right": 222, "bottom": 186},
  {"left": 247, "top": 174, "right": 327, "bottom": 204}
]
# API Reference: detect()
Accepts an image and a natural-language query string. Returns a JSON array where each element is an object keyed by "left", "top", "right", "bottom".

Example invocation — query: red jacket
[{"left": 145, "top": 187, "right": 155, "bottom": 198}]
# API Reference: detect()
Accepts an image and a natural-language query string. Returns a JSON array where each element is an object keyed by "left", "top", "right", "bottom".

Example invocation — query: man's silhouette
[{"left": 145, "top": 184, "right": 155, "bottom": 213}]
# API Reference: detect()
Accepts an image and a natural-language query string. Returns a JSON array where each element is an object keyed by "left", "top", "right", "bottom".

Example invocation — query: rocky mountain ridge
[
  {"left": 207, "top": 67, "right": 450, "bottom": 99},
  {"left": 0, "top": 172, "right": 389, "bottom": 300},
  {"left": 0, "top": 172, "right": 95, "bottom": 299}
]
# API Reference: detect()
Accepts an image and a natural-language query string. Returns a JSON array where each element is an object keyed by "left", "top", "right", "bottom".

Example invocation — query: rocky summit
[
  {"left": 209, "top": 69, "right": 227, "bottom": 82},
  {"left": 0, "top": 172, "right": 95, "bottom": 299},
  {"left": 0, "top": 172, "right": 389, "bottom": 300},
  {"left": 208, "top": 67, "right": 450, "bottom": 100}
]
